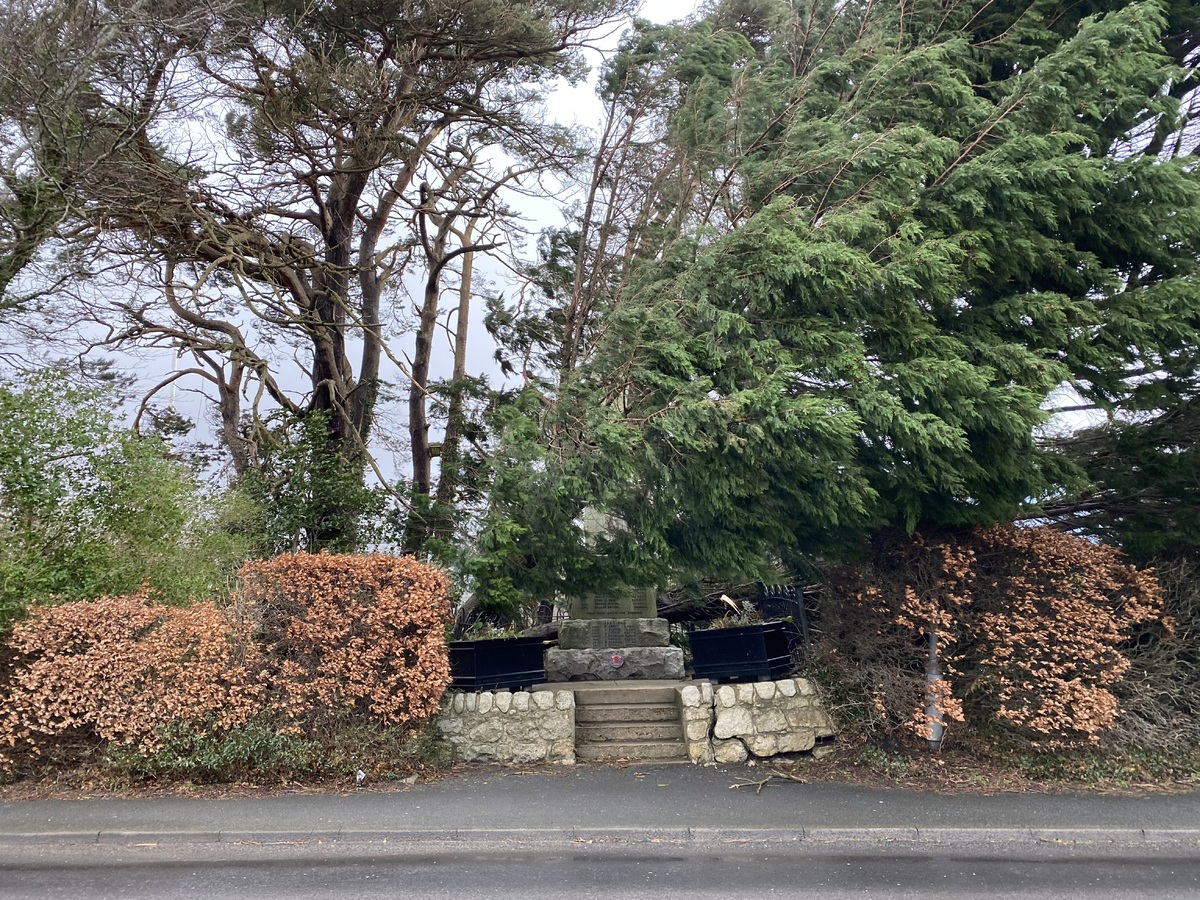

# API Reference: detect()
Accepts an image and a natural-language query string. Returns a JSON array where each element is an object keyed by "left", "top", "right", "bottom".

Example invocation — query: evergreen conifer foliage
[{"left": 562, "top": 0, "right": 1200, "bottom": 578}]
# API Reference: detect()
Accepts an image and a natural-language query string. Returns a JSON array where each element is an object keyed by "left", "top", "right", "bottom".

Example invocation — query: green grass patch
[{"left": 1012, "top": 746, "right": 1200, "bottom": 788}]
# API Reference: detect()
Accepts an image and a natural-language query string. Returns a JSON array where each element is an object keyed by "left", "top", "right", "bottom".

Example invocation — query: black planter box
[
  {"left": 448, "top": 636, "right": 548, "bottom": 691},
  {"left": 689, "top": 621, "right": 799, "bottom": 683}
]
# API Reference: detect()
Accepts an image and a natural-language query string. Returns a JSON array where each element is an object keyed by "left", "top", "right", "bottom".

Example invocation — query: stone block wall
[
  {"left": 435, "top": 679, "right": 832, "bottom": 767},
  {"left": 677, "top": 682, "right": 716, "bottom": 764},
  {"left": 677, "top": 677, "right": 834, "bottom": 765},
  {"left": 436, "top": 689, "right": 575, "bottom": 764}
]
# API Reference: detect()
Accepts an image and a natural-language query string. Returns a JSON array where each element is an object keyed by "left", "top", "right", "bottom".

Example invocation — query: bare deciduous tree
[{"left": 0, "top": 0, "right": 635, "bottom": 547}]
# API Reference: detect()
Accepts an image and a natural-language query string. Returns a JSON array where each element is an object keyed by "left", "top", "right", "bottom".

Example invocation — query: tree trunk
[{"left": 433, "top": 233, "right": 477, "bottom": 532}]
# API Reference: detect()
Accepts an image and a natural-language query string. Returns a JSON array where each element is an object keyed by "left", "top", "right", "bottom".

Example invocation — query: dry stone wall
[
  {"left": 436, "top": 689, "right": 575, "bottom": 764},
  {"left": 677, "top": 682, "right": 716, "bottom": 764},
  {"left": 678, "top": 677, "right": 834, "bottom": 765}
]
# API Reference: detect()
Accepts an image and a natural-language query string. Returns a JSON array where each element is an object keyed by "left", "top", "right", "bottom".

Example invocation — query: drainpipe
[{"left": 924, "top": 628, "right": 945, "bottom": 751}]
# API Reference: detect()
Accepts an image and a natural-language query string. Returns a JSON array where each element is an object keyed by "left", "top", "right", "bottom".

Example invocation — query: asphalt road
[
  {"left": 2, "top": 841, "right": 1197, "bottom": 900},
  {"left": 3, "top": 764, "right": 1199, "bottom": 838},
  {"left": 2, "top": 764, "right": 1197, "bottom": 898}
]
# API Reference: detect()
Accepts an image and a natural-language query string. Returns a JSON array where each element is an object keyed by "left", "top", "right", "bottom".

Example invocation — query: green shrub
[
  {"left": 113, "top": 717, "right": 323, "bottom": 782},
  {"left": 1012, "top": 745, "right": 1200, "bottom": 787},
  {"left": 0, "top": 369, "right": 255, "bottom": 628},
  {"left": 108, "top": 717, "right": 453, "bottom": 784}
]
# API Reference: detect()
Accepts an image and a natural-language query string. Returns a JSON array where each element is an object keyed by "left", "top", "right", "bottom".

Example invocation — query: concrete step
[
  {"left": 576, "top": 722, "right": 684, "bottom": 743},
  {"left": 574, "top": 703, "right": 680, "bottom": 725},
  {"left": 575, "top": 740, "right": 688, "bottom": 762},
  {"left": 571, "top": 686, "right": 679, "bottom": 706}
]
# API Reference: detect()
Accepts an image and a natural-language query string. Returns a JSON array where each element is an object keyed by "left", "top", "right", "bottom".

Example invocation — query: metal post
[
  {"left": 924, "top": 629, "right": 945, "bottom": 751},
  {"left": 792, "top": 577, "right": 810, "bottom": 648}
]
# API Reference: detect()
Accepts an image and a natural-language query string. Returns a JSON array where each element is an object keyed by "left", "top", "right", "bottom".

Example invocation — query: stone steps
[
  {"left": 575, "top": 740, "right": 689, "bottom": 761},
  {"left": 569, "top": 683, "right": 687, "bottom": 762},
  {"left": 571, "top": 685, "right": 679, "bottom": 706},
  {"left": 576, "top": 721, "right": 684, "bottom": 743},
  {"left": 574, "top": 703, "right": 680, "bottom": 724}
]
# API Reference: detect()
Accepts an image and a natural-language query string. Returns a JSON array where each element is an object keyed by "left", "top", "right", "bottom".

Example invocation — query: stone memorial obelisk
[{"left": 544, "top": 587, "right": 685, "bottom": 681}]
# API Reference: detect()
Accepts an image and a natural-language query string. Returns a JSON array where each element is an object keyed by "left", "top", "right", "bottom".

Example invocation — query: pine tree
[{"left": 0, "top": 0, "right": 637, "bottom": 551}]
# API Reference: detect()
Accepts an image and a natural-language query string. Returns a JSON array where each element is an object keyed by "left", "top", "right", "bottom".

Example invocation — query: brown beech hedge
[
  {"left": 0, "top": 553, "right": 451, "bottom": 773},
  {"left": 826, "top": 525, "right": 1165, "bottom": 747},
  {"left": 239, "top": 552, "right": 452, "bottom": 732}
]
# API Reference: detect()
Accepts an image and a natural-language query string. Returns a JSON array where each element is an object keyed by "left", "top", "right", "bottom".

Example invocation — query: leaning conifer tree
[{"left": 523, "top": 0, "right": 1200, "bottom": 588}]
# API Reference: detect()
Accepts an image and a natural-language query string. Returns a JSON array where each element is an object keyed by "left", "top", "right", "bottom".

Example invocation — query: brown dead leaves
[
  {"left": 0, "top": 588, "right": 261, "bottom": 765},
  {"left": 828, "top": 525, "right": 1165, "bottom": 747},
  {"left": 0, "top": 553, "right": 452, "bottom": 772},
  {"left": 239, "top": 552, "right": 451, "bottom": 731}
]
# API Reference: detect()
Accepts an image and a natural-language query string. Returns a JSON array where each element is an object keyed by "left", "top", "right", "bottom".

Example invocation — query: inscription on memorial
[
  {"left": 598, "top": 621, "right": 624, "bottom": 648},
  {"left": 592, "top": 596, "right": 623, "bottom": 615},
  {"left": 557, "top": 617, "right": 671, "bottom": 650},
  {"left": 570, "top": 588, "right": 657, "bottom": 620}
]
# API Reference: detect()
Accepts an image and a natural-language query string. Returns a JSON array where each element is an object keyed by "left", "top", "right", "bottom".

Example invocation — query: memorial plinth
[
  {"left": 557, "top": 618, "right": 669, "bottom": 650},
  {"left": 545, "top": 589, "right": 684, "bottom": 682},
  {"left": 569, "top": 590, "right": 658, "bottom": 619}
]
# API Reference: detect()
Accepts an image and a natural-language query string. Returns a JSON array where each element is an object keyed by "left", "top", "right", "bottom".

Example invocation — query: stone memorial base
[
  {"left": 544, "top": 646, "right": 685, "bottom": 682},
  {"left": 556, "top": 618, "right": 669, "bottom": 650}
]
